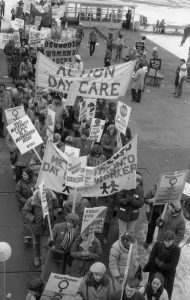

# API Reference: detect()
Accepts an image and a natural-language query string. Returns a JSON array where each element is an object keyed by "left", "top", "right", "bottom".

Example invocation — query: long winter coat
[
  {"left": 70, "top": 236, "right": 102, "bottom": 277},
  {"left": 15, "top": 178, "right": 35, "bottom": 210},
  {"left": 76, "top": 274, "right": 113, "bottom": 300},
  {"left": 143, "top": 242, "right": 180, "bottom": 299},
  {"left": 22, "top": 191, "right": 59, "bottom": 236},
  {"left": 109, "top": 237, "right": 130, "bottom": 278},
  {"left": 132, "top": 67, "right": 147, "bottom": 90},
  {"left": 116, "top": 185, "right": 144, "bottom": 222},
  {"left": 157, "top": 210, "right": 185, "bottom": 246}
]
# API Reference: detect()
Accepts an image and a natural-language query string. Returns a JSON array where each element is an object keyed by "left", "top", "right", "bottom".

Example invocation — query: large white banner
[
  {"left": 44, "top": 39, "right": 77, "bottom": 64},
  {"left": 80, "top": 136, "right": 137, "bottom": 197},
  {"left": 40, "top": 273, "right": 82, "bottom": 299},
  {"left": 115, "top": 101, "right": 131, "bottom": 135},
  {"left": 4, "top": 106, "right": 25, "bottom": 125},
  {"left": 7, "top": 115, "right": 43, "bottom": 155},
  {"left": 154, "top": 169, "right": 189, "bottom": 205},
  {"left": 36, "top": 140, "right": 69, "bottom": 194},
  {"left": 36, "top": 52, "right": 136, "bottom": 99},
  {"left": 0, "top": 33, "right": 13, "bottom": 50}
]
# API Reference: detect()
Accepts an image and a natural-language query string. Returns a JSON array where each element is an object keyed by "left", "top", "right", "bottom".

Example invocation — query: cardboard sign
[
  {"left": 46, "top": 108, "right": 55, "bottom": 141},
  {"left": 11, "top": 18, "right": 24, "bottom": 30},
  {"left": 81, "top": 206, "right": 107, "bottom": 235},
  {"left": 5, "top": 106, "right": 25, "bottom": 125},
  {"left": 12, "top": 31, "right": 21, "bottom": 48},
  {"left": 36, "top": 52, "right": 136, "bottom": 99},
  {"left": 79, "top": 98, "right": 97, "bottom": 122},
  {"left": 66, "top": 156, "right": 87, "bottom": 188},
  {"left": 29, "top": 30, "right": 42, "bottom": 47},
  {"left": 115, "top": 101, "right": 131, "bottom": 135},
  {"left": 44, "top": 39, "right": 77, "bottom": 64},
  {"left": 7, "top": 115, "right": 43, "bottom": 155},
  {"left": 23, "top": 0, "right": 33, "bottom": 14},
  {"left": 36, "top": 140, "right": 70, "bottom": 194},
  {"left": 61, "top": 28, "right": 77, "bottom": 42},
  {"left": 150, "top": 59, "right": 162, "bottom": 70},
  {"left": 0, "top": 33, "right": 13, "bottom": 50},
  {"left": 80, "top": 136, "right": 137, "bottom": 197},
  {"left": 39, "top": 182, "right": 49, "bottom": 218},
  {"left": 79, "top": 99, "right": 88, "bottom": 122},
  {"left": 154, "top": 169, "right": 189, "bottom": 205},
  {"left": 40, "top": 273, "right": 82, "bottom": 299},
  {"left": 88, "top": 118, "right": 105, "bottom": 142}
]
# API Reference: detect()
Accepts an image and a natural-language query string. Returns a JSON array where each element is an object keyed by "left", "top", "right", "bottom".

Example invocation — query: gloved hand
[
  {"left": 155, "top": 257, "right": 163, "bottom": 268},
  {"left": 156, "top": 218, "right": 163, "bottom": 227}
]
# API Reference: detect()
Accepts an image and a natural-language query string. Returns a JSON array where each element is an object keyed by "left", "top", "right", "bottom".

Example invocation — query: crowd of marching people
[{"left": 0, "top": 2, "right": 190, "bottom": 300}]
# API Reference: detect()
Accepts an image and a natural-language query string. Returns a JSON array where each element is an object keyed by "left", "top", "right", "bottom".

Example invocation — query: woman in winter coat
[
  {"left": 41, "top": 213, "right": 79, "bottom": 283},
  {"left": 15, "top": 167, "right": 35, "bottom": 245},
  {"left": 76, "top": 262, "right": 113, "bottom": 300},
  {"left": 22, "top": 189, "right": 59, "bottom": 267},
  {"left": 70, "top": 232, "right": 102, "bottom": 277},
  {"left": 139, "top": 272, "right": 168, "bottom": 300},
  {"left": 25, "top": 277, "right": 44, "bottom": 300},
  {"left": 73, "top": 128, "right": 92, "bottom": 156},
  {"left": 101, "top": 124, "right": 117, "bottom": 160},
  {"left": 157, "top": 201, "right": 185, "bottom": 246},
  {"left": 143, "top": 230, "right": 180, "bottom": 300},
  {"left": 87, "top": 143, "right": 106, "bottom": 167},
  {"left": 109, "top": 233, "right": 141, "bottom": 290},
  {"left": 116, "top": 172, "right": 144, "bottom": 235}
]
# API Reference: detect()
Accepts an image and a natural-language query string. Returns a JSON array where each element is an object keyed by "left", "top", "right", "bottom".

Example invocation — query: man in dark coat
[
  {"left": 143, "top": 230, "right": 180, "bottom": 300},
  {"left": 180, "top": 25, "right": 190, "bottom": 46}
]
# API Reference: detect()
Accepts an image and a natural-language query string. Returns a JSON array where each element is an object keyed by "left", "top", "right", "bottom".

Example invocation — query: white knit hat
[{"left": 90, "top": 262, "right": 106, "bottom": 274}]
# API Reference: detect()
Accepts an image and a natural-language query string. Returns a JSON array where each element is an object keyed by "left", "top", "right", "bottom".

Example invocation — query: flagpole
[
  {"left": 47, "top": 212, "right": 53, "bottom": 241},
  {"left": 33, "top": 148, "right": 43, "bottom": 163}
]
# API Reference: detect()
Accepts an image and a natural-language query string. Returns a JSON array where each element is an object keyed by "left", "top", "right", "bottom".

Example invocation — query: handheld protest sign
[
  {"left": 39, "top": 182, "right": 53, "bottom": 240},
  {"left": 81, "top": 206, "right": 107, "bottom": 235},
  {"left": 154, "top": 169, "right": 189, "bottom": 206},
  {"left": 44, "top": 39, "right": 77, "bottom": 64},
  {"left": 7, "top": 115, "right": 43, "bottom": 155},
  {"left": 4, "top": 105, "right": 25, "bottom": 125},
  {"left": 150, "top": 59, "right": 162, "bottom": 70},
  {"left": 66, "top": 155, "right": 87, "bottom": 188},
  {"left": 46, "top": 108, "right": 56, "bottom": 142},
  {"left": 115, "top": 101, "right": 131, "bottom": 135},
  {"left": 88, "top": 118, "right": 105, "bottom": 142},
  {"left": 40, "top": 273, "right": 83, "bottom": 299}
]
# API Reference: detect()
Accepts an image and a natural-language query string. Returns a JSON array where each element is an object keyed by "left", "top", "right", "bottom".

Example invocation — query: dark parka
[
  {"left": 15, "top": 178, "right": 35, "bottom": 210},
  {"left": 70, "top": 235, "right": 102, "bottom": 277},
  {"left": 22, "top": 190, "right": 59, "bottom": 236},
  {"left": 116, "top": 185, "right": 144, "bottom": 222},
  {"left": 143, "top": 241, "right": 180, "bottom": 299}
]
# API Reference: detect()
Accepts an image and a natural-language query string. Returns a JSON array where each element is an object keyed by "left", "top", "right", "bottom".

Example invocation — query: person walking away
[
  {"left": 110, "top": 277, "right": 145, "bottom": 300},
  {"left": 106, "top": 32, "right": 114, "bottom": 59},
  {"left": 175, "top": 58, "right": 187, "bottom": 97},
  {"left": 104, "top": 49, "right": 111, "bottom": 67},
  {"left": 160, "top": 19, "right": 166, "bottom": 34},
  {"left": 139, "top": 272, "right": 169, "bottom": 300},
  {"left": 155, "top": 20, "right": 160, "bottom": 33},
  {"left": 180, "top": 25, "right": 190, "bottom": 46},
  {"left": 143, "top": 230, "right": 180, "bottom": 300},
  {"left": 89, "top": 30, "right": 97, "bottom": 56},
  {"left": 76, "top": 262, "right": 113, "bottom": 300},
  {"left": 1, "top": 0, "right": 5, "bottom": 16},
  {"left": 126, "top": 10, "right": 132, "bottom": 30},
  {"left": 15, "top": 167, "right": 35, "bottom": 245},
  {"left": 114, "top": 34, "right": 125, "bottom": 62},
  {"left": 131, "top": 63, "right": 147, "bottom": 103}
]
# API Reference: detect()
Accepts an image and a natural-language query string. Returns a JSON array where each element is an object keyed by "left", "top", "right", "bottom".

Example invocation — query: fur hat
[
  {"left": 107, "top": 124, "right": 116, "bottom": 132},
  {"left": 65, "top": 213, "right": 79, "bottom": 226},
  {"left": 90, "top": 262, "right": 106, "bottom": 274},
  {"left": 53, "top": 133, "right": 61, "bottom": 143}
]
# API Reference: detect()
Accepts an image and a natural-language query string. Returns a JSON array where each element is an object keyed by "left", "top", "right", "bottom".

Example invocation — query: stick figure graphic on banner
[
  {"left": 62, "top": 183, "right": 72, "bottom": 194},
  {"left": 100, "top": 180, "right": 119, "bottom": 195}
]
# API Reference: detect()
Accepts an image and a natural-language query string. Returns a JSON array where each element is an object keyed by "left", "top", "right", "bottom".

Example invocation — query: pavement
[{"left": 0, "top": 8, "right": 190, "bottom": 300}]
